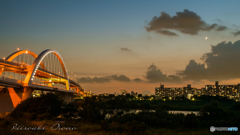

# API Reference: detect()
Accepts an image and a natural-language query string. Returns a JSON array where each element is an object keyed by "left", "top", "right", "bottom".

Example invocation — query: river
[{"left": 105, "top": 110, "right": 200, "bottom": 119}]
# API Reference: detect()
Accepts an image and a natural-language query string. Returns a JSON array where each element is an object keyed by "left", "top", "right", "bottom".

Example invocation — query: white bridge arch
[{"left": 24, "top": 49, "right": 70, "bottom": 90}]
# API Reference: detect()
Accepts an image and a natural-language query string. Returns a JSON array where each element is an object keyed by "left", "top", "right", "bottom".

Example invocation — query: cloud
[
  {"left": 157, "top": 30, "right": 178, "bottom": 36},
  {"left": 179, "top": 40, "right": 240, "bottom": 81},
  {"left": 78, "top": 77, "right": 110, "bottom": 83},
  {"left": 145, "top": 64, "right": 181, "bottom": 83},
  {"left": 92, "top": 77, "right": 110, "bottom": 83},
  {"left": 133, "top": 78, "right": 142, "bottom": 82},
  {"left": 213, "top": 19, "right": 223, "bottom": 23},
  {"left": 168, "top": 75, "right": 182, "bottom": 83},
  {"left": 145, "top": 64, "right": 169, "bottom": 82},
  {"left": 233, "top": 31, "right": 240, "bottom": 36},
  {"left": 80, "top": 40, "right": 240, "bottom": 84},
  {"left": 77, "top": 75, "right": 131, "bottom": 83},
  {"left": 145, "top": 40, "right": 240, "bottom": 82},
  {"left": 215, "top": 26, "right": 227, "bottom": 31},
  {"left": 77, "top": 77, "right": 94, "bottom": 83},
  {"left": 145, "top": 9, "right": 226, "bottom": 36},
  {"left": 178, "top": 60, "right": 207, "bottom": 81},
  {"left": 121, "top": 47, "right": 131, "bottom": 52},
  {"left": 146, "top": 35, "right": 152, "bottom": 41},
  {"left": 109, "top": 75, "right": 131, "bottom": 82}
]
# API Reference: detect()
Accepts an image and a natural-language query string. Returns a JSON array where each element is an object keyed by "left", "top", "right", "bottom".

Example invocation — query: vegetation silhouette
[{"left": 3, "top": 94, "right": 240, "bottom": 134}]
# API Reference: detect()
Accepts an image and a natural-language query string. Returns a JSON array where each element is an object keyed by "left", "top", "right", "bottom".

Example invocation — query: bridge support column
[
  {"left": 22, "top": 87, "right": 34, "bottom": 101},
  {"left": 0, "top": 87, "right": 33, "bottom": 113}
]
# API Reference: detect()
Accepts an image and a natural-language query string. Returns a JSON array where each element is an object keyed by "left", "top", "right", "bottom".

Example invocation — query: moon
[{"left": 205, "top": 36, "right": 208, "bottom": 40}]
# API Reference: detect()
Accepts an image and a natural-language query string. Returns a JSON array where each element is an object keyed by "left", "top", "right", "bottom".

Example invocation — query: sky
[{"left": 1, "top": 0, "right": 240, "bottom": 94}]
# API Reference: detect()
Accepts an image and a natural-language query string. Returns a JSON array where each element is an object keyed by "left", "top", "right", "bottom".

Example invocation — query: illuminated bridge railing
[{"left": 0, "top": 49, "right": 82, "bottom": 93}]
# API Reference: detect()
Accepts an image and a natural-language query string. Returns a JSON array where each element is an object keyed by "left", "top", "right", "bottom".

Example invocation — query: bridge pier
[
  {"left": 0, "top": 87, "right": 33, "bottom": 113},
  {"left": 22, "top": 87, "right": 34, "bottom": 101},
  {"left": 0, "top": 49, "right": 82, "bottom": 113}
]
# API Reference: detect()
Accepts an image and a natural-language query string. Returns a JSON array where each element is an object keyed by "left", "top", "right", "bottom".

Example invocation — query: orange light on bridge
[
  {"left": 2, "top": 68, "right": 4, "bottom": 71},
  {"left": 17, "top": 48, "right": 20, "bottom": 51},
  {"left": 3, "top": 57, "right": 5, "bottom": 60},
  {"left": 26, "top": 51, "right": 28, "bottom": 54}
]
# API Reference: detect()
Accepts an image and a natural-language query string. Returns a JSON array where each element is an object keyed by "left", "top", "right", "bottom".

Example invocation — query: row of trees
[
  {"left": 88, "top": 94, "right": 235, "bottom": 102},
  {"left": 9, "top": 93, "right": 240, "bottom": 133}
]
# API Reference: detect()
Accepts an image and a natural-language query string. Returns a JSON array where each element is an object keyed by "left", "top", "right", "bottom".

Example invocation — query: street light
[{"left": 17, "top": 48, "right": 20, "bottom": 51}]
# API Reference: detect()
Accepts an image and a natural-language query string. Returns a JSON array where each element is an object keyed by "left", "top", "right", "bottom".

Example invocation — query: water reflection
[{"left": 105, "top": 110, "right": 199, "bottom": 119}]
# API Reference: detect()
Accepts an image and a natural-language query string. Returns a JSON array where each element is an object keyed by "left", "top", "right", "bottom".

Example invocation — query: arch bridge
[{"left": 0, "top": 49, "right": 82, "bottom": 112}]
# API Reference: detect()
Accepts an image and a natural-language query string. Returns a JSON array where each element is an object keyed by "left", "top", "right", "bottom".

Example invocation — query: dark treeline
[{"left": 4, "top": 93, "right": 240, "bottom": 134}]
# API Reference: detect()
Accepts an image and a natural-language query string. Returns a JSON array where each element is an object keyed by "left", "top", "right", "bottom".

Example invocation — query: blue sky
[{"left": 1, "top": 0, "right": 240, "bottom": 93}]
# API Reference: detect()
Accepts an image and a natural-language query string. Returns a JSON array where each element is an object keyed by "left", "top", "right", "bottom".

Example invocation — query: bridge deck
[
  {"left": 0, "top": 77, "right": 75, "bottom": 93},
  {"left": 0, "top": 59, "right": 81, "bottom": 89}
]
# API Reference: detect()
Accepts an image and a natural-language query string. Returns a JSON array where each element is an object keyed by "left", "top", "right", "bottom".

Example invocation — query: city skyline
[{"left": 1, "top": 0, "right": 240, "bottom": 94}]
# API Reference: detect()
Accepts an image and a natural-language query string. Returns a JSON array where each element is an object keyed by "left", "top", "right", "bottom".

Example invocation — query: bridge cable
[
  {"left": 50, "top": 53, "right": 52, "bottom": 72},
  {"left": 49, "top": 53, "right": 51, "bottom": 73},
  {"left": 51, "top": 53, "right": 53, "bottom": 73},
  {"left": 22, "top": 54, "right": 25, "bottom": 81},
  {"left": 54, "top": 54, "right": 55, "bottom": 74},
  {"left": 19, "top": 55, "right": 22, "bottom": 79},
  {"left": 26, "top": 54, "right": 28, "bottom": 66},
  {"left": 22, "top": 54, "right": 24, "bottom": 81},
  {"left": 17, "top": 55, "right": 19, "bottom": 80},
  {"left": 48, "top": 54, "right": 50, "bottom": 73},
  {"left": 47, "top": 54, "right": 48, "bottom": 72}
]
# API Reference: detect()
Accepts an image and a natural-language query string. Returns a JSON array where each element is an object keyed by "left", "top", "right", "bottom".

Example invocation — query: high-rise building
[{"left": 205, "top": 81, "right": 240, "bottom": 101}]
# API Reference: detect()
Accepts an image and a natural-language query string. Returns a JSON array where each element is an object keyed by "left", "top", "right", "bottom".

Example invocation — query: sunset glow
[{"left": 1, "top": 0, "right": 240, "bottom": 94}]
